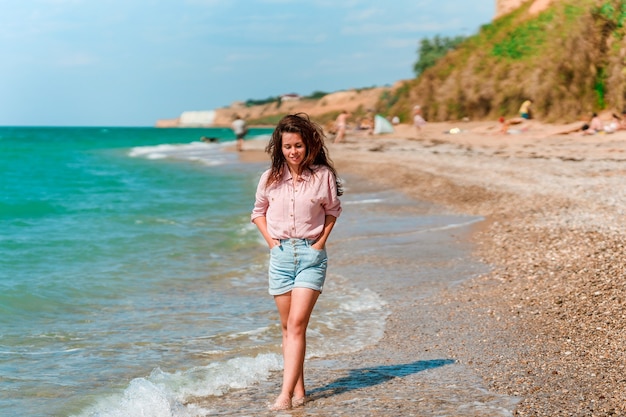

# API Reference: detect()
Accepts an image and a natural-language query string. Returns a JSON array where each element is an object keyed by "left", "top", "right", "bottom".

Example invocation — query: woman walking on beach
[{"left": 251, "top": 113, "right": 342, "bottom": 410}]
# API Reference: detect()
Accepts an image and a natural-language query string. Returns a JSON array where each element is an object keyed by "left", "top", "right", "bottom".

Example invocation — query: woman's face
[{"left": 281, "top": 132, "right": 306, "bottom": 171}]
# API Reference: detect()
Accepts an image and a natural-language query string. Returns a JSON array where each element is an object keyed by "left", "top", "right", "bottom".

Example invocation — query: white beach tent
[{"left": 373, "top": 114, "right": 394, "bottom": 134}]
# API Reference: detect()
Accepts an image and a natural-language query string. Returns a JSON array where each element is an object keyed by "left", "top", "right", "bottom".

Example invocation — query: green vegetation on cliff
[
  {"left": 384, "top": 0, "right": 626, "bottom": 123},
  {"left": 413, "top": 35, "right": 467, "bottom": 76}
]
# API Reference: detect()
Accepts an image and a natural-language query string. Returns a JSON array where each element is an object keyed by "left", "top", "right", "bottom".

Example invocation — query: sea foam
[
  {"left": 128, "top": 142, "right": 237, "bottom": 166},
  {"left": 71, "top": 354, "right": 282, "bottom": 417}
]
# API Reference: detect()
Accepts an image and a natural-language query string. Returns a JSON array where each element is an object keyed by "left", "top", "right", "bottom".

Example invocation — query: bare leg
[
  {"left": 334, "top": 128, "right": 345, "bottom": 144},
  {"left": 275, "top": 292, "right": 306, "bottom": 398},
  {"left": 271, "top": 288, "right": 320, "bottom": 409}
]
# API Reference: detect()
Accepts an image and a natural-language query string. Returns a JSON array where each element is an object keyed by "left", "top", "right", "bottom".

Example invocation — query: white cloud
[
  {"left": 40, "top": 0, "right": 84, "bottom": 4},
  {"left": 55, "top": 52, "right": 99, "bottom": 68},
  {"left": 184, "top": 0, "right": 223, "bottom": 5},
  {"left": 345, "top": 7, "right": 381, "bottom": 22},
  {"left": 382, "top": 37, "right": 420, "bottom": 49},
  {"left": 225, "top": 52, "right": 272, "bottom": 63}
]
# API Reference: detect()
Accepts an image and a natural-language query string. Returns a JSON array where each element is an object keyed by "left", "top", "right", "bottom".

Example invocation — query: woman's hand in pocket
[
  {"left": 311, "top": 241, "right": 325, "bottom": 251},
  {"left": 269, "top": 239, "right": 280, "bottom": 250}
]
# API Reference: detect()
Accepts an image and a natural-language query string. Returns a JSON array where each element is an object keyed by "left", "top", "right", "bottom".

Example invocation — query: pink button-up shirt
[{"left": 251, "top": 165, "right": 342, "bottom": 240}]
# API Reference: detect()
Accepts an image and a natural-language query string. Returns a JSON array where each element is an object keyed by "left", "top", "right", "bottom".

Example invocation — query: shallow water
[
  {"left": 188, "top": 175, "right": 520, "bottom": 416},
  {"left": 1, "top": 128, "right": 518, "bottom": 416}
]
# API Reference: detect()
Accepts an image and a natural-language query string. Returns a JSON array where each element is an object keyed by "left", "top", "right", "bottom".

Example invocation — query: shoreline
[{"left": 236, "top": 122, "right": 626, "bottom": 415}]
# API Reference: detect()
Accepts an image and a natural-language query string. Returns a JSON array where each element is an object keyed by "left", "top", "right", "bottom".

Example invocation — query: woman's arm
[
  {"left": 253, "top": 216, "right": 279, "bottom": 249},
  {"left": 312, "top": 215, "right": 337, "bottom": 250}
]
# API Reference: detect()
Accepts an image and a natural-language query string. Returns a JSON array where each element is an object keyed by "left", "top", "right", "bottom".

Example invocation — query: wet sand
[{"left": 233, "top": 121, "right": 626, "bottom": 416}]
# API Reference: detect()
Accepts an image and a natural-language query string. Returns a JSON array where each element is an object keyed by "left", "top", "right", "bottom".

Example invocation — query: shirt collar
[{"left": 282, "top": 164, "right": 314, "bottom": 182}]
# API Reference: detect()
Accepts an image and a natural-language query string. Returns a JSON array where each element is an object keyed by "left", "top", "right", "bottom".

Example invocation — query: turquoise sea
[
  {"left": 0, "top": 127, "right": 399, "bottom": 417},
  {"left": 1, "top": 126, "right": 518, "bottom": 416}
]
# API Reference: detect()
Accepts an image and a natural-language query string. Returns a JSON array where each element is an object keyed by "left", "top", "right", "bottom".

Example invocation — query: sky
[{"left": 0, "top": 0, "right": 494, "bottom": 126}]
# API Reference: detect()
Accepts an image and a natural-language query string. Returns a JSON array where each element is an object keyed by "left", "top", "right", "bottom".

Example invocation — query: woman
[
  {"left": 413, "top": 105, "right": 426, "bottom": 136},
  {"left": 583, "top": 113, "right": 603, "bottom": 135},
  {"left": 333, "top": 110, "right": 350, "bottom": 143},
  {"left": 251, "top": 113, "right": 342, "bottom": 410}
]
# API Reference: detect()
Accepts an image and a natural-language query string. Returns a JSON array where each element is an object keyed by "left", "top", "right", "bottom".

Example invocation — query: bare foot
[
  {"left": 269, "top": 394, "right": 292, "bottom": 411},
  {"left": 292, "top": 396, "right": 306, "bottom": 407}
]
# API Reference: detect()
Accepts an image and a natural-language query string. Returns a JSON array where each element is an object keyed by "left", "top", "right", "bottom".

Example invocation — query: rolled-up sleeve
[
  {"left": 251, "top": 170, "right": 270, "bottom": 223},
  {"left": 323, "top": 169, "right": 342, "bottom": 218}
]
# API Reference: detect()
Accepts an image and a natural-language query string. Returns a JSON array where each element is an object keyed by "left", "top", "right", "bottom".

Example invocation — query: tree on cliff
[{"left": 413, "top": 35, "right": 466, "bottom": 76}]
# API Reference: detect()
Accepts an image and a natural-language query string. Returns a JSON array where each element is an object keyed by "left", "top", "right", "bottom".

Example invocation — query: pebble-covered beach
[
  {"left": 330, "top": 121, "right": 626, "bottom": 416},
  {"left": 236, "top": 121, "right": 626, "bottom": 416}
]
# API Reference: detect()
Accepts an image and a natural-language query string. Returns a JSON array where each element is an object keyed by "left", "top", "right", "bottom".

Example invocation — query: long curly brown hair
[{"left": 264, "top": 113, "right": 343, "bottom": 196}]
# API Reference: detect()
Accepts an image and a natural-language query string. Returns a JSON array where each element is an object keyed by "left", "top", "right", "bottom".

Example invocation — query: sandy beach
[{"left": 236, "top": 120, "right": 626, "bottom": 416}]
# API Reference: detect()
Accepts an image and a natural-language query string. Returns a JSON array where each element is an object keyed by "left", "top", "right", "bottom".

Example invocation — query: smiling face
[{"left": 281, "top": 131, "right": 306, "bottom": 172}]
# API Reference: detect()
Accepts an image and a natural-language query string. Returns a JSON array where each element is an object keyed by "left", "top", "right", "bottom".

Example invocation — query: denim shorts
[{"left": 268, "top": 238, "right": 328, "bottom": 295}]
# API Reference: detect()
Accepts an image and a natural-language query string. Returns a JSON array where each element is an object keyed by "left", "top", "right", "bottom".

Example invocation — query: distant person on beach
[
  {"left": 251, "top": 113, "right": 342, "bottom": 411},
  {"left": 583, "top": 113, "right": 603, "bottom": 135},
  {"left": 519, "top": 100, "right": 533, "bottom": 119},
  {"left": 413, "top": 105, "right": 426, "bottom": 135},
  {"left": 498, "top": 116, "right": 509, "bottom": 134},
  {"left": 232, "top": 114, "right": 248, "bottom": 151},
  {"left": 333, "top": 110, "right": 350, "bottom": 143},
  {"left": 604, "top": 113, "right": 622, "bottom": 133}
]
